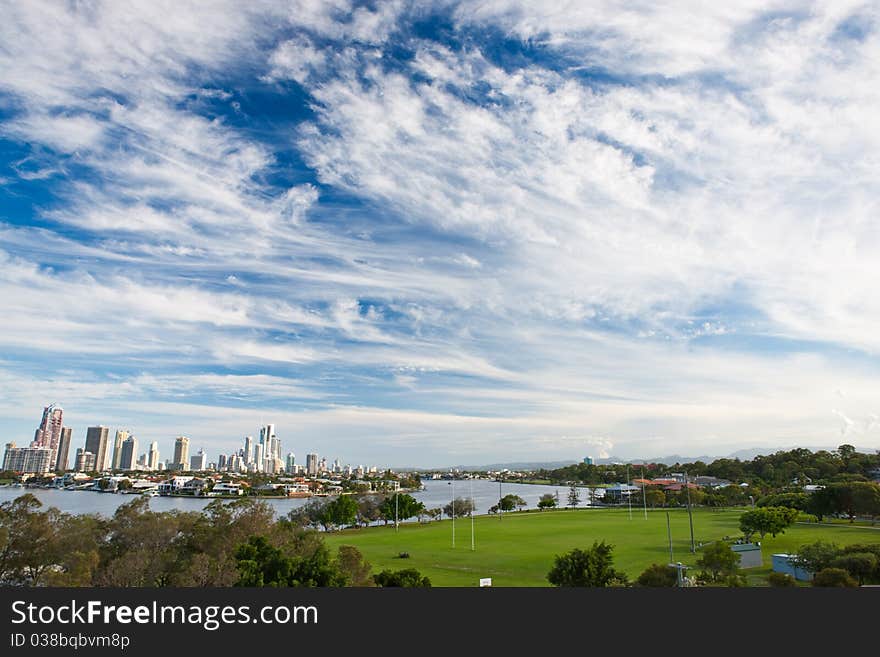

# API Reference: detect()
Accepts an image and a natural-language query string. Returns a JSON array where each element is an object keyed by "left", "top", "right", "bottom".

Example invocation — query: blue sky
[{"left": 1, "top": 1, "right": 879, "bottom": 467}]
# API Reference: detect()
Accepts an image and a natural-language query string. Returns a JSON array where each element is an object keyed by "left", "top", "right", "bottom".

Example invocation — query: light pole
[
  {"left": 451, "top": 478, "right": 455, "bottom": 548},
  {"left": 626, "top": 464, "right": 632, "bottom": 520},
  {"left": 642, "top": 466, "right": 648, "bottom": 520},
  {"left": 498, "top": 477, "right": 502, "bottom": 521},
  {"left": 685, "top": 471, "right": 695, "bottom": 553},
  {"left": 470, "top": 477, "right": 475, "bottom": 551}
]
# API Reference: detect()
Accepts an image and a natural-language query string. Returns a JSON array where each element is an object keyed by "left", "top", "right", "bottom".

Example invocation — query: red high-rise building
[{"left": 32, "top": 403, "right": 64, "bottom": 467}]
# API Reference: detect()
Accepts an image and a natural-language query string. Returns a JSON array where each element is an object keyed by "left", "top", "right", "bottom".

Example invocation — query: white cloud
[{"left": 2, "top": 3, "right": 880, "bottom": 463}]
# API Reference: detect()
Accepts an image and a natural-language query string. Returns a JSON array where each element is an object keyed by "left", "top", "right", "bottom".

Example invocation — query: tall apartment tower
[
  {"left": 190, "top": 449, "right": 207, "bottom": 471},
  {"left": 32, "top": 403, "right": 64, "bottom": 466},
  {"left": 244, "top": 435, "right": 254, "bottom": 466},
  {"left": 84, "top": 426, "right": 110, "bottom": 472},
  {"left": 173, "top": 436, "right": 190, "bottom": 470},
  {"left": 306, "top": 452, "right": 318, "bottom": 476},
  {"left": 111, "top": 430, "right": 130, "bottom": 470},
  {"left": 55, "top": 426, "right": 72, "bottom": 471},
  {"left": 260, "top": 424, "right": 279, "bottom": 458},
  {"left": 120, "top": 435, "right": 138, "bottom": 470},
  {"left": 74, "top": 448, "right": 96, "bottom": 472},
  {"left": 147, "top": 442, "right": 160, "bottom": 471},
  {"left": 254, "top": 443, "right": 264, "bottom": 473}
]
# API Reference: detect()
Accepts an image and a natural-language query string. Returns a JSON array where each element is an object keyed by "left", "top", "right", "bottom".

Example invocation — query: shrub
[
  {"left": 812, "top": 568, "right": 858, "bottom": 587},
  {"left": 373, "top": 568, "right": 431, "bottom": 587},
  {"left": 636, "top": 563, "right": 678, "bottom": 587},
  {"left": 767, "top": 572, "right": 796, "bottom": 587}
]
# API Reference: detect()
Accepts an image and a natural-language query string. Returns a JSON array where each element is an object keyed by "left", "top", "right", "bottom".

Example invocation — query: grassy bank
[{"left": 324, "top": 507, "right": 880, "bottom": 586}]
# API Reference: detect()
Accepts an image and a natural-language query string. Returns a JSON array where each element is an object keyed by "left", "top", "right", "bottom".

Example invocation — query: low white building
[
  {"left": 211, "top": 482, "right": 243, "bottom": 496},
  {"left": 158, "top": 476, "right": 194, "bottom": 495}
]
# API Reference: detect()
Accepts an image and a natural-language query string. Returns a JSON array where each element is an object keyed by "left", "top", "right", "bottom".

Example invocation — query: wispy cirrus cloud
[{"left": 1, "top": 2, "right": 879, "bottom": 465}]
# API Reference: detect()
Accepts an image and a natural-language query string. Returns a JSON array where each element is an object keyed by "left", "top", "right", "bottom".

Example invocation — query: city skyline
[{"left": 2, "top": 4, "right": 880, "bottom": 466}]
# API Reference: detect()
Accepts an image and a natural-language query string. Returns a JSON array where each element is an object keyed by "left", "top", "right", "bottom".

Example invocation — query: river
[{"left": 0, "top": 479, "right": 598, "bottom": 519}]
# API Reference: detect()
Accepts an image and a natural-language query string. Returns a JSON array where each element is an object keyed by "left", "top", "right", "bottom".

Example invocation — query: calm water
[{"left": 0, "top": 479, "right": 596, "bottom": 519}]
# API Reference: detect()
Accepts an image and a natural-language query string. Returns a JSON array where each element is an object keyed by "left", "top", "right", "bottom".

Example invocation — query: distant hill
[{"left": 406, "top": 445, "right": 879, "bottom": 471}]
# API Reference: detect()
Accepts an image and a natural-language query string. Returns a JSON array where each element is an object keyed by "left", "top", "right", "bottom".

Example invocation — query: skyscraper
[
  {"left": 112, "top": 429, "right": 130, "bottom": 470},
  {"left": 286, "top": 452, "right": 296, "bottom": 474},
  {"left": 260, "top": 424, "right": 279, "bottom": 460},
  {"left": 32, "top": 404, "right": 64, "bottom": 467},
  {"left": 254, "top": 443, "right": 264, "bottom": 473},
  {"left": 173, "top": 436, "right": 190, "bottom": 470},
  {"left": 84, "top": 426, "right": 110, "bottom": 472},
  {"left": 55, "top": 426, "right": 72, "bottom": 472},
  {"left": 120, "top": 435, "right": 138, "bottom": 471},
  {"left": 190, "top": 449, "right": 207, "bottom": 471},
  {"left": 147, "top": 441, "right": 160, "bottom": 471},
  {"left": 306, "top": 452, "right": 318, "bottom": 476},
  {"left": 244, "top": 435, "right": 254, "bottom": 466}
]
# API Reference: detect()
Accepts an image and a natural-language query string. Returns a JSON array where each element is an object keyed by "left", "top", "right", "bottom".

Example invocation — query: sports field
[{"left": 323, "top": 508, "right": 880, "bottom": 586}]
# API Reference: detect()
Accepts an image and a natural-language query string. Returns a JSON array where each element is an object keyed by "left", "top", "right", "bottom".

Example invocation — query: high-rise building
[
  {"left": 217, "top": 454, "right": 227, "bottom": 471},
  {"left": 286, "top": 452, "right": 296, "bottom": 474},
  {"left": 32, "top": 404, "right": 64, "bottom": 467},
  {"left": 55, "top": 426, "right": 72, "bottom": 471},
  {"left": 3, "top": 442, "right": 53, "bottom": 473},
  {"left": 74, "top": 448, "right": 96, "bottom": 472},
  {"left": 173, "top": 436, "right": 190, "bottom": 470},
  {"left": 112, "top": 429, "right": 130, "bottom": 470},
  {"left": 84, "top": 426, "right": 110, "bottom": 472},
  {"left": 306, "top": 452, "right": 318, "bottom": 476},
  {"left": 147, "top": 442, "right": 160, "bottom": 471},
  {"left": 120, "top": 435, "right": 138, "bottom": 471},
  {"left": 254, "top": 443, "right": 264, "bottom": 473},
  {"left": 244, "top": 435, "right": 254, "bottom": 466},
  {"left": 190, "top": 449, "right": 207, "bottom": 471}
]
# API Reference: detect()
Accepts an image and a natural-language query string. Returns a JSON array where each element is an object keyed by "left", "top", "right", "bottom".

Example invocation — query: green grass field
[{"left": 323, "top": 508, "right": 880, "bottom": 586}]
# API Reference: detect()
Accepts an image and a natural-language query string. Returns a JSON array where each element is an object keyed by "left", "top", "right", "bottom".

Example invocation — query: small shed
[
  {"left": 731, "top": 542, "right": 763, "bottom": 569},
  {"left": 771, "top": 554, "right": 812, "bottom": 581}
]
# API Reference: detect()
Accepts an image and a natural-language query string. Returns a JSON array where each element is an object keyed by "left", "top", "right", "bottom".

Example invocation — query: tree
[
  {"left": 444, "top": 497, "right": 474, "bottom": 518},
  {"left": 547, "top": 541, "right": 628, "bottom": 587},
  {"left": 767, "top": 572, "right": 796, "bottom": 587},
  {"left": 234, "top": 535, "right": 348, "bottom": 587},
  {"left": 497, "top": 494, "right": 526, "bottom": 512},
  {"left": 567, "top": 485, "right": 581, "bottom": 509},
  {"left": 644, "top": 489, "right": 666, "bottom": 508},
  {"left": 756, "top": 492, "right": 809, "bottom": 511},
  {"left": 287, "top": 499, "right": 329, "bottom": 529},
  {"left": 695, "top": 541, "right": 740, "bottom": 583},
  {"left": 537, "top": 493, "right": 557, "bottom": 510},
  {"left": 794, "top": 540, "right": 840, "bottom": 575},
  {"left": 830, "top": 553, "right": 877, "bottom": 586},
  {"left": 356, "top": 496, "right": 383, "bottom": 527},
  {"left": 321, "top": 495, "right": 358, "bottom": 530},
  {"left": 739, "top": 506, "right": 798, "bottom": 542},
  {"left": 636, "top": 563, "right": 678, "bottom": 587},
  {"left": 373, "top": 568, "right": 431, "bottom": 587},
  {"left": 812, "top": 567, "right": 858, "bottom": 587},
  {"left": 336, "top": 545, "right": 373, "bottom": 586},
  {"left": 379, "top": 494, "right": 426, "bottom": 525}
]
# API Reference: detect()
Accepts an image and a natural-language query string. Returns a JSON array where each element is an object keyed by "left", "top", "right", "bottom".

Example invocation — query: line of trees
[
  {"left": 0, "top": 493, "right": 429, "bottom": 587},
  {"left": 535, "top": 445, "right": 880, "bottom": 496}
]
